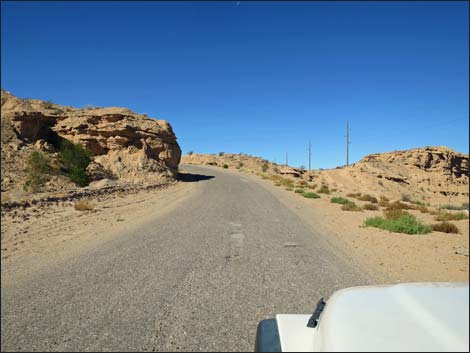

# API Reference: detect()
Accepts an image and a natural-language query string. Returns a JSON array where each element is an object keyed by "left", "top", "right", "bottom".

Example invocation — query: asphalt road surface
[{"left": 1, "top": 165, "right": 369, "bottom": 351}]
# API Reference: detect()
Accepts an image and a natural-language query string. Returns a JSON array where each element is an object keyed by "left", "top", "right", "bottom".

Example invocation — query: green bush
[
  {"left": 331, "top": 197, "right": 351, "bottom": 205},
  {"left": 24, "top": 150, "right": 53, "bottom": 192},
  {"left": 303, "top": 192, "right": 320, "bottom": 199},
  {"left": 434, "top": 212, "right": 468, "bottom": 222},
  {"left": 223, "top": 164, "right": 229, "bottom": 169},
  {"left": 58, "top": 140, "right": 91, "bottom": 187},
  {"left": 432, "top": 222, "right": 459, "bottom": 234},
  {"left": 364, "top": 214, "right": 432, "bottom": 234}
]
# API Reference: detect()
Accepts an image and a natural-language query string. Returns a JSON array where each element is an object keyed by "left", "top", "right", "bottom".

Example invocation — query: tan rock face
[
  {"left": 1, "top": 90, "right": 181, "bottom": 191},
  {"left": 181, "top": 146, "right": 469, "bottom": 205}
]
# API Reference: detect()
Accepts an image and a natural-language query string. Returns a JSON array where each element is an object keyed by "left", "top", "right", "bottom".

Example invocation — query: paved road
[{"left": 1, "top": 165, "right": 369, "bottom": 351}]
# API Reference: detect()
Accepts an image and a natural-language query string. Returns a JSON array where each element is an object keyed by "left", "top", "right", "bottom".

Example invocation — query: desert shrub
[
  {"left": 358, "top": 194, "right": 378, "bottom": 203},
  {"left": 24, "top": 150, "right": 54, "bottom": 192},
  {"left": 294, "top": 188, "right": 305, "bottom": 194},
  {"left": 364, "top": 214, "right": 432, "bottom": 234},
  {"left": 440, "top": 203, "right": 469, "bottom": 211},
  {"left": 285, "top": 187, "right": 294, "bottom": 191},
  {"left": 303, "top": 192, "right": 320, "bottom": 199},
  {"left": 74, "top": 200, "right": 95, "bottom": 211},
  {"left": 341, "top": 202, "right": 362, "bottom": 212},
  {"left": 386, "top": 201, "right": 412, "bottom": 211},
  {"left": 401, "top": 194, "right": 412, "bottom": 202},
  {"left": 238, "top": 162, "right": 244, "bottom": 169},
  {"left": 331, "top": 197, "right": 351, "bottom": 205},
  {"left": 432, "top": 222, "right": 459, "bottom": 234},
  {"left": 434, "top": 212, "right": 468, "bottom": 222},
  {"left": 223, "top": 164, "right": 229, "bottom": 169},
  {"left": 274, "top": 183, "right": 281, "bottom": 186},
  {"left": 218, "top": 152, "right": 224, "bottom": 156},
  {"left": 331, "top": 188, "right": 337, "bottom": 192},
  {"left": 317, "top": 185, "right": 330, "bottom": 194},
  {"left": 380, "top": 195, "right": 389, "bottom": 202},
  {"left": 58, "top": 140, "right": 91, "bottom": 187},
  {"left": 261, "top": 162, "right": 269, "bottom": 172},
  {"left": 347, "top": 192, "right": 361, "bottom": 198},
  {"left": 363, "top": 203, "right": 379, "bottom": 211},
  {"left": 412, "top": 205, "right": 430, "bottom": 213},
  {"left": 384, "top": 208, "right": 411, "bottom": 220},
  {"left": 298, "top": 180, "right": 307, "bottom": 186},
  {"left": 187, "top": 151, "right": 194, "bottom": 155}
]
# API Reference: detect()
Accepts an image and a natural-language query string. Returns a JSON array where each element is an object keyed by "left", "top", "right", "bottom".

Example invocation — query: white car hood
[{"left": 277, "top": 282, "right": 469, "bottom": 352}]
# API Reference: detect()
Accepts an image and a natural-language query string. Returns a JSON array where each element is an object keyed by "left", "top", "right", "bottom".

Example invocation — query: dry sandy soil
[
  {"left": 1, "top": 181, "right": 199, "bottom": 281},
  {"left": 236, "top": 168, "right": 469, "bottom": 283},
  {"left": 1, "top": 166, "right": 468, "bottom": 285}
]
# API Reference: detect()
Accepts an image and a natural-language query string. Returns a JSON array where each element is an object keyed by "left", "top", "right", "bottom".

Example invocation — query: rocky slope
[
  {"left": 1, "top": 90, "right": 181, "bottom": 195},
  {"left": 181, "top": 146, "right": 469, "bottom": 205}
]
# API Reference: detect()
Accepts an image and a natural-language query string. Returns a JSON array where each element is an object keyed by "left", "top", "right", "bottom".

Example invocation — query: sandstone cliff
[
  {"left": 181, "top": 146, "right": 469, "bottom": 205},
  {"left": 1, "top": 90, "right": 181, "bottom": 193}
]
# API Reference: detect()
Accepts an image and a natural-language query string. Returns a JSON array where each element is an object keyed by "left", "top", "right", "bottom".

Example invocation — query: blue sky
[{"left": 2, "top": 1, "right": 468, "bottom": 169}]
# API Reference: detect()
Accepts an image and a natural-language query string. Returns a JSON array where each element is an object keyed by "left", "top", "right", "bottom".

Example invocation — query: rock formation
[{"left": 1, "top": 90, "right": 181, "bottom": 192}]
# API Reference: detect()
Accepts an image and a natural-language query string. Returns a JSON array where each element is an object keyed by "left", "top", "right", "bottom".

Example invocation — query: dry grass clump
[
  {"left": 285, "top": 187, "right": 294, "bottom": 191},
  {"left": 74, "top": 200, "right": 95, "bottom": 211},
  {"left": 298, "top": 180, "right": 308, "bottom": 186},
  {"left": 440, "top": 202, "right": 469, "bottom": 211},
  {"left": 386, "top": 201, "right": 413, "bottom": 211},
  {"left": 294, "top": 188, "right": 305, "bottom": 194},
  {"left": 341, "top": 202, "right": 362, "bottom": 212},
  {"left": 384, "top": 208, "right": 411, "bottom": 220},
  {"left": 378, "top": 195, "right": 390, "bottom": 207},
  {"left": 434, "top": 212, "right": 468, "bottom": 222},
  {"left": 363, "top": 203, "right": 379, "bottom": 211},
  {"left": 317, "top": 184, "right": 330, "bottom": 194},
  {"left": 347, "top": 192, "right": 377, "bottom": 203},
  {"left": 431, "top": 222, "right": 460, "bottom": 234},
  {"left": 347, "top": 192, "right": 361, "bottom": 198}
]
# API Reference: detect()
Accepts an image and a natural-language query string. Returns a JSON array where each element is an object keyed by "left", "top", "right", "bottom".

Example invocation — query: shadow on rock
[{"left": 177, "top": 172, "right": 215, "bottom": 183}]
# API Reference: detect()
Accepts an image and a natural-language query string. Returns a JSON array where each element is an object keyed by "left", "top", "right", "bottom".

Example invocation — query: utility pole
[
  {"left": 346, "top": 121, "right": 349, "bottom": 166},
  {"left": 286, "top": 152, "right": 288, "bottom": 166},
  {"left": 308, "top": 140, "right": 311, "bottom": 172}
]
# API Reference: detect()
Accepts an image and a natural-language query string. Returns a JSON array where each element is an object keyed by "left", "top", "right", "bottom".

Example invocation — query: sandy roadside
[
  {"left": 1, "top": 179, "right": 201, "bottom": 282},
  {"left": 236, "top": 168, "right": 469, "bottom": 284}
]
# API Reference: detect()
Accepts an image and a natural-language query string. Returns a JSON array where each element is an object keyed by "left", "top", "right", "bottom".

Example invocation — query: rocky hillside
[
  {"left": 181, "top": 146, "right": 469, "bottom": 205},
  {"left": 1, "top": 90, "right": 181, "bottom": 194}
]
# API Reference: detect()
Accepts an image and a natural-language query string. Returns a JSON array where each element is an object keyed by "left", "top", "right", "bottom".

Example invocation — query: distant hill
[{"left": 182, "top": 146, "right": 469, "bottom": 205}]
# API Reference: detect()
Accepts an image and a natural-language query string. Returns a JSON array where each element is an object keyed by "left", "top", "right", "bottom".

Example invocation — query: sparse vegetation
[
  {"left": 294, "top": 188, "right": 305, "bottom": 194},
  {"left": 58, "top": 140, "right": 91, "bottom": 187},
  {"left": 384, "top": 208, "right": 411, "bottom": 220},
  {"left": 261, "top": 162, "right": 269, "bottom": 172},
  {"left": 317, "top": 184, "right": 330, "bottom": 194},
  {"left": 434, "top": 212, "right": 468, "bottom": 222},
  {"left": 348, "top": 192, "right": 377, "bottom": 203},
  {"left": 363, "top": 203, "right": 379, "bottom": 211},
  {"left": 385, "top": 201, "right": 412, "bottom": 211},
  {"left": 74, "top": 200, "right": 95, "bottom": 211},
  {"left": 285, "top": 187, "right": 294, "bottom": 191},
  {"left": 364, "top": 214, "right": 432, "bottom": 234},
  {"left": 223, "top": 164, "right": 229, "bottom": 169},
  {"left": 218, "top": 152, "right": 224, "bottom": 156},
  {"left": 24, "top": 150, "right": 54, "bottom": 192},
  {"left": 401, "top": 194, "right": 412, "bottom": 202},
  {"left": 303, "top": 192, "right": 320, "bottom": 199},
  {"left": 42, "top": 100, "right": 54, "bottom": 109},
  {"left": 187, "top": 151, "right": 194, "bottom": 155},
  {"left": 440, "top": 203, "right": 469, "bottom": 211},
  {"left": 432, "top": 222, "right": 460, "bottom": 234},
  {"left": 330, "top": 197, "right": 351, "bottom": 205},
  {"left": 341, "top": 202, "right": 362, "bottom": 212}
]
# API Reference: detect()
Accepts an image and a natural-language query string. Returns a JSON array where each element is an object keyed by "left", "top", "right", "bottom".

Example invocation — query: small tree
[
  {"left": 261, "top": 162, "right": 269, "bottom": 172},
  {"left": 218, "top": 152, "right": 224, "bottom": 156},
  {"left": 187, "top": 151, "right": 194, "bottom": 155}
]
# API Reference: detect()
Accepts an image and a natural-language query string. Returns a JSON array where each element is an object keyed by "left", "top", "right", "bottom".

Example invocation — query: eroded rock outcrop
[{"left": 1, "top": 90, "right": 181, "bottom": 191}]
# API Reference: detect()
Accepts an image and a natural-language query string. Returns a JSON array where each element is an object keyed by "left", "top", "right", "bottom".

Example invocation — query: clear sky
[{"left": 2, "top": 1, "right": 468, "bottom": 169}]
